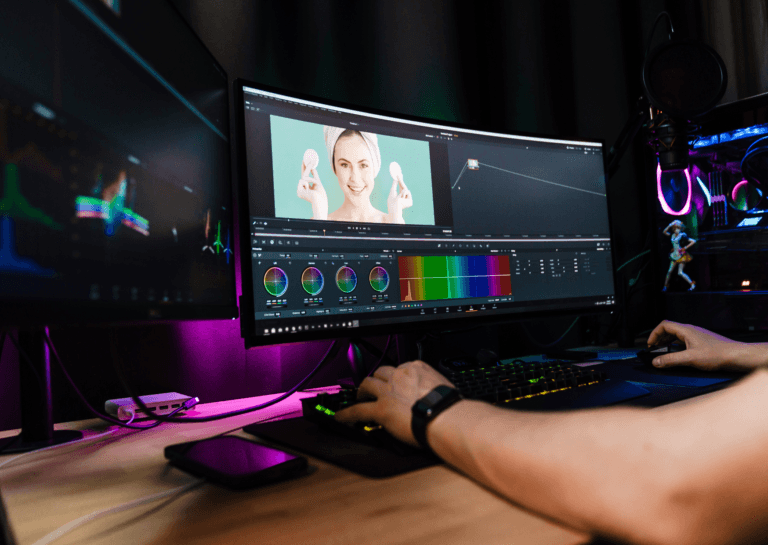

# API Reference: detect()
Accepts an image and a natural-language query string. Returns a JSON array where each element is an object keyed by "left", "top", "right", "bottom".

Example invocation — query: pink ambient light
[
  {"left": 657, "top": 162, "right": 691, "bottom": 216},
  {"left": 731, "top": 180, "right": 749, "bottom": 203}
]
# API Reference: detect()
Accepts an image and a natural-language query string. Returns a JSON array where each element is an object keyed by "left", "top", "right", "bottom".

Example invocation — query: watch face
[{"left": 425, "top": 390, "right": 443, "bottom": 405}]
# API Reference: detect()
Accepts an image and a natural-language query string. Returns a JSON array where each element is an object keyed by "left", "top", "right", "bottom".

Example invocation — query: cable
[
  {"left": 109, "top": 328, "right": 341, "bottom": 423},
  {"left": 25, "top": 406, "right": 304, "bottom": 545},
  {"left": 521, "top": 317, "right": 581, "bottom": 349},
  {"left": 365, "top": 335, "right": 393, "bottom": 377},
  {"left": 30, "top": 479, "right": 204, "bottom": 545},
  {"left": 0, "top": 413, "right": 137, "bottom": 471},
  {"left": 42, "top": 327, "right": 337, "bottom": 427},
  {"left": 42, "top": 332, "right": 195, "bottom": 430},
  {"left": 627, "top": 259, "right": 651, "bottom": 288},
  {"left": 615, "top": 249, "right": 651, "bottom": 272},
  {"left": 644, "top": 11, "right": 675, "bottom": 58}
]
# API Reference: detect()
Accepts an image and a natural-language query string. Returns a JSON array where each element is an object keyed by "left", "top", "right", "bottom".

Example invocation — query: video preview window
[{"left": 270, "top": 117, "right": 436, "bottom": 226}]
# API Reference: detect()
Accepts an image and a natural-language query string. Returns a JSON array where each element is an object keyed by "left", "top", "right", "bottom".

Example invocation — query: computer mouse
[
  {"left": 636, "top": 342, "right": 686, "bottom": 366},
  {"left": 475, "top": 348, "right": 500, "bottom": 367}
]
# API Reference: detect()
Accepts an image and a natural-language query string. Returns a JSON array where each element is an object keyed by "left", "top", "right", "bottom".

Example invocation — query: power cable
[
  {"left": 365, "top": 335, "right": 393, "bottom": 377},
  {"left": 0, "top": 416, "right": 135, "bottom": 471},
  {"left": 42, "top": 332, "right": 194, "bottom": 430},
  {"left": 616, "top": 249, "right": 651, "bottom": 272},
  {"left": 108, "top": 328, "right": 341, "bottom": 423},
  {"left": 645, "top": 11, "right": 675, "bottom": 58},
  {"left": 521, "top": 317, "right": 581, "bottom": 349},
  {"left": 30, "top": 479, "right": 204, "bottom": 545}
]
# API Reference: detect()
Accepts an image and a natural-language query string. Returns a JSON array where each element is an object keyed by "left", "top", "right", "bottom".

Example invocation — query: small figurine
[{"left": 662, "top": 220, "right": 696, "bottom": 291}]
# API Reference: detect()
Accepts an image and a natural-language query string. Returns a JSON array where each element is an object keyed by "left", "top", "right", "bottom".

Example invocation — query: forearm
[
  {"left": 728, "top": 342, "right": 768, "bottom": 370},
  {"left": 427, "top": 400, "right": 694, "bottom": 545}
]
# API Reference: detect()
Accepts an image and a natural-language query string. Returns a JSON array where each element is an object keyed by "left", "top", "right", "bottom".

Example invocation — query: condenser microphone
[{"left": 643, "top": 39, "right": 727, "bottom": 171}]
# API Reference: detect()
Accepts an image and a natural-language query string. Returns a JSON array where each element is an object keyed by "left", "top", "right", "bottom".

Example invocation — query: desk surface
[{"left": 0, "top": 388, "right": 591, "bottom": 545}]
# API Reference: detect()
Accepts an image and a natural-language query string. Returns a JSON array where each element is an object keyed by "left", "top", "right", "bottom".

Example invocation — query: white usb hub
[{"left": 105, "top": 392, "right": 194, "bottom": 421}]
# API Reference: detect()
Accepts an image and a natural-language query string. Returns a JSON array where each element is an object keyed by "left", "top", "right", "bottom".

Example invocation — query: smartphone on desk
[{"left": 164, "top": 436, "right": 308, "bottom": 490}]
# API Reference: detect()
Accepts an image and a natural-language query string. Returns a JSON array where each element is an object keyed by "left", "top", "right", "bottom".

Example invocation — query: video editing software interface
[
  {"left": 0, "top": 0, "right": 235, "bottom": 316},
  {"left": 240, "top": 84, "right": 616, "bottom": 340}
]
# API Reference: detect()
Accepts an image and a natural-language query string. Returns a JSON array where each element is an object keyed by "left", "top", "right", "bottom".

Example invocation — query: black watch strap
[{"left": 411, "top": 385, "right": 463, "bottom": 451}]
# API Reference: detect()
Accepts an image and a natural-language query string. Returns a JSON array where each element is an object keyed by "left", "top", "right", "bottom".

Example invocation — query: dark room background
[{"left": 2, "top": 0, "right": 766, "bottom": 431}]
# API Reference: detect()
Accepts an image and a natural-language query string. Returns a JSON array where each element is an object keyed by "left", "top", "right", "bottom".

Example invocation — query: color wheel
[
  {"left": 301, "top": 267, "right": 324, "bottom": 295},
  {"left": 369, "top": 266, "right": 390, "bottom": 292},
  {"left": 336, "top": 266, "right": 358, "bottom": 293},
  {"left": 264, "top": 267, "right": 289, "bottom": 297}
]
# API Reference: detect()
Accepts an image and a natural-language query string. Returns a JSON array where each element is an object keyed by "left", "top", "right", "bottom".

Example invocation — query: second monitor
[{"left": 234, "top": 80, "right": 616, "bottom": 347}]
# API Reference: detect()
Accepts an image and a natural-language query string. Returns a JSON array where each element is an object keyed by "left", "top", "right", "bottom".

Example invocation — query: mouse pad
[
  {"left": 243, "top": 417, "right": 441, "bottom": 479},
  {"left": 604, "top": 360, "right": 738, "bottom": 388}
]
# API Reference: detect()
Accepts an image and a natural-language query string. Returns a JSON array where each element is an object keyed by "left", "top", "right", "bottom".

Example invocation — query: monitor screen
[
  {"left": 0, "top": 0, "right": 236, "bottom": 324},
  {"left": 235, "top": 81, "right": 616, "bottom": 347}
]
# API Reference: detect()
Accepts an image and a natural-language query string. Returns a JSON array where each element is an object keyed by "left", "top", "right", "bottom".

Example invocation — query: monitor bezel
[
  {"left": 233, "top": 78, "right": 619, "bottom": 349},
  {"left": 0, "top": 1, "right": 238, "bottom": 326}
]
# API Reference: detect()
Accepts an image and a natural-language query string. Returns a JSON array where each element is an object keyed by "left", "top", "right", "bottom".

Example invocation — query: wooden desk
[{"left": 0, "top": 389, "right": 589, "bottom": 545}]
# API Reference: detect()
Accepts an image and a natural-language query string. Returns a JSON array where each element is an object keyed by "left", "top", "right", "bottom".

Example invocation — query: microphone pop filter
[{"left": 643, "top": 39, "right": 727, "bottom": 119}]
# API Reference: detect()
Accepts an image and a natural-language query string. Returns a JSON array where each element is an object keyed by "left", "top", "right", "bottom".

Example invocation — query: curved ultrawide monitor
[
  {"left": 0, "top": 1, "right": 237, "bottom": 324},
  {"left": 235, "top": 79, "right": 616, "bottom": 348}
]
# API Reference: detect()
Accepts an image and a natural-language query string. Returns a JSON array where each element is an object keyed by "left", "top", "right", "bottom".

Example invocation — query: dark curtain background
[
  {"left": 672, "top": 0, "right": 768, "bottom": 104},
  {"left": 6, "top": 0, "right": 762, "bottom": 431}
]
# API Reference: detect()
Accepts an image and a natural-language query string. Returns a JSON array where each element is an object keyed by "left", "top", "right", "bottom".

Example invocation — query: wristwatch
[{"left": 411, "top": 385, "right": 463, "bottom": 451}]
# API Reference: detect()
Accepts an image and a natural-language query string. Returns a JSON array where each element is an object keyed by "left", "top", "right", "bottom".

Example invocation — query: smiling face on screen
[{"left": 333, "top": 133, "right": 375, "bottom": 206}]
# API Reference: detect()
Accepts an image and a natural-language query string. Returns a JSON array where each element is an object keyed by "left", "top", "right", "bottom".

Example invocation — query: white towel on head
[{"left": 323, "top": 125, "right": 381, "bottom": 178}]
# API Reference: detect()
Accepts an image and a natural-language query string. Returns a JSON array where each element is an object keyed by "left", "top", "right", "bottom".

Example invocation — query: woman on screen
[{"left": 297, "top": 126, "right": 413, "bottom": 223}]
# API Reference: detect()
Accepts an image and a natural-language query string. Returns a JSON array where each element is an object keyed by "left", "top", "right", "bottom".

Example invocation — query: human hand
[
  {"left": 297, "top": 162, "right": 328, "bottom": 220},
  {"left": 646, "top": 320, "right": 752, "bottom": 371},
  {"left": 335, "top": 360, "right": 455, "bottom": 447},
  {"left": 386, "top": 163, "right": 412, "bottom": 224}
]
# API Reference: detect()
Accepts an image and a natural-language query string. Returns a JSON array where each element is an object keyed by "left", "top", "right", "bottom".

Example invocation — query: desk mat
[
  {"left": 243, "top": 417, "right": 440, "bottom": 479},
  {"left": 601, "top": 360, "right": 739, "bottom": 388}
]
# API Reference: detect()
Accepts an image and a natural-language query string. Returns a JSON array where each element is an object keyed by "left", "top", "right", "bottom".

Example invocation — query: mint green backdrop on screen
[{"left": 270, "top": 116, "right": 436, "bottom": 225}]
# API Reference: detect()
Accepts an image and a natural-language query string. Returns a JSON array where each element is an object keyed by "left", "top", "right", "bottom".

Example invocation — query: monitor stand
[{"left": 0, "top": 328, "right": 82, "bottom": 454}]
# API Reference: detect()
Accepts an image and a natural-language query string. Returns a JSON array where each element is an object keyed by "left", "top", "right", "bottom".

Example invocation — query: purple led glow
[
  {"left": 657, "top": 163, "right": 691, "bottom": 216},
  {"left": 732, "top": 180, "right": 750, "bottom": 202}
]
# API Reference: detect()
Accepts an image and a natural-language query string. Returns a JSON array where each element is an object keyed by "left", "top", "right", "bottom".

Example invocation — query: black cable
[
  {"left": 42, "top": 332, "right": 192, "bottom": 430},
  {"left": 109, "top": 328, "right": 341, "bottom": 423},
  {"left": 645, "top": 11, "right": 675, "bottom": 58},
  {"left": 521, "top": 317, "right": 581, "bottom": 349},
  {"left": 365, "top": 335, "right": 393, "bottom": 378},
  {"left": 353, "top": 337, "right": 386, "bottom": 362}
]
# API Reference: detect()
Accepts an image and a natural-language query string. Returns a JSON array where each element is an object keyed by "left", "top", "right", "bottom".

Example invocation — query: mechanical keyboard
[
  {"left": 438, "top": 358, "right": 608, "bottom": 404},
  {"left": 301, "top": 358, "right": 614, "bottom": 451},
  {"left": 302, "top": 388, "right": 419, "bottom": 456}
]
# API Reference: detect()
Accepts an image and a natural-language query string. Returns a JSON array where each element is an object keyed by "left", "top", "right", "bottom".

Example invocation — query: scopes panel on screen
[
  {"left": 0, "top": 0, "right": 236, "bottom": 321},
  {"left": 236, "top": 82, "right": 616, "bottom": 345}
]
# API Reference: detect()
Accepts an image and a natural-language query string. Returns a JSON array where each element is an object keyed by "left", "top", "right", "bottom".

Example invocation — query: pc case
[{"left": 657, "top": 92, "right": 768, "bottom": 332}]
